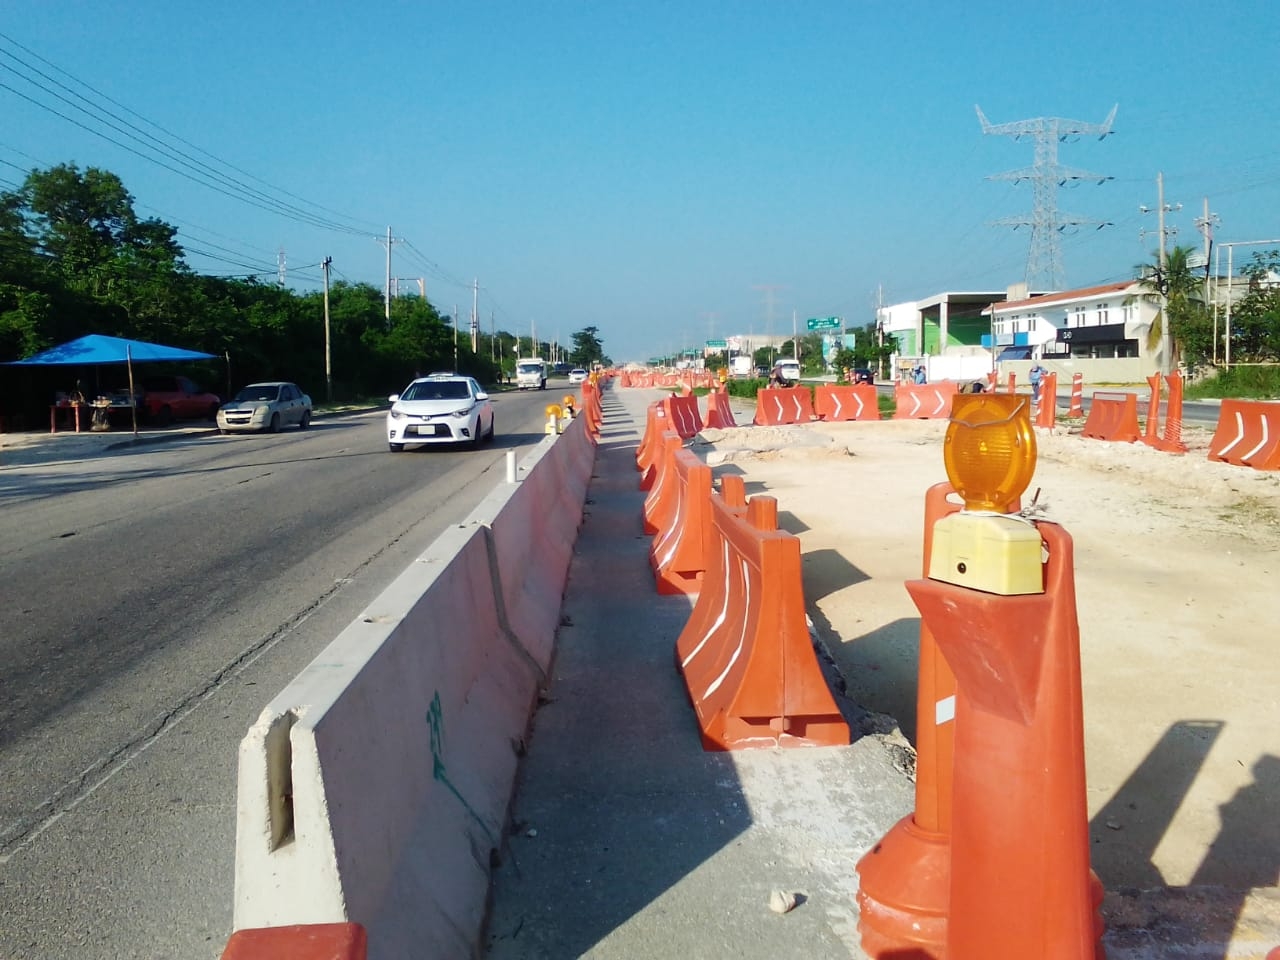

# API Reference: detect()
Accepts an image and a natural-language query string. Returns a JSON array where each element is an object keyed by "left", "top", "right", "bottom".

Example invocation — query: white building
[{"left": 984, "top": 280, "right": 1162, "bottom": 382}]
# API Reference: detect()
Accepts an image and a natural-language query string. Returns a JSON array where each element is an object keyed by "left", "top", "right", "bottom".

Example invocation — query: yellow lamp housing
[
  {"left": 942, "top": 393, "right": 1036, "bottom": 514},
  {"left": 929, "top": 392, "right": 1044, "bottom": 595}
]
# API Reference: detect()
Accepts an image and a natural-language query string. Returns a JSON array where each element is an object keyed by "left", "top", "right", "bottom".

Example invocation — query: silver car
[
  {"left": 217, "top": 381, "right": 312, "bottom": 433},
  {"left": 387, "top": 375, "right": 495, "bottom": 452}
]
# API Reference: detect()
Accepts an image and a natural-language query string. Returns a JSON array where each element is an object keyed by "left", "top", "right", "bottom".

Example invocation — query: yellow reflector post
[{"left": 942, "top": 393, "right": 1036, "bottom": 514}]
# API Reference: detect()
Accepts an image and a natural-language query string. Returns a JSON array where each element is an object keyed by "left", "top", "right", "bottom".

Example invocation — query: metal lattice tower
[{"left": 976, "top": 105, "right": 1117, "bottom": 290}]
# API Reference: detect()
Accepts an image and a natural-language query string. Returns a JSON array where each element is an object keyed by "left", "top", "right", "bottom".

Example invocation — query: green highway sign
[
  {"left": 807, "top": 316, "right": 841, "bottom": 331},
  {"left": 706, "top": 339, "right": 727, "bottom": 348}
]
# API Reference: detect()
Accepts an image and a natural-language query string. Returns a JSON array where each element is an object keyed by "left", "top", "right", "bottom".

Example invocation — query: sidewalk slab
[{"left": 482, "top": 387, "right": 914, "bottom": 960}]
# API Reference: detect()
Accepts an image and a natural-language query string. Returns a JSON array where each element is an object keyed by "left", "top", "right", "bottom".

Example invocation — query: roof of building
[{"left": 988, "top": 280, "right": 1137, "bottom": 314}]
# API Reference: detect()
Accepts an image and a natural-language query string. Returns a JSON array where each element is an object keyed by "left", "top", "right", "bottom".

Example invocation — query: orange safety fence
[
  {"left": 674, "top": 483, "right": 849, "bottom": 750},
  {"left": 642, "top": 430, "right": 684, "bottom": 535},
  {"left": 1137, "top": 372, "right": 1187, "bottom": 454},
  {"left": 893, "top": 381, "right": 958, "bottom": 420},
  {"left": 221, "top": 924, "right": 367, "bottom": 960},
  {"left": 814, "top": 383, "right": 880, "bottom": 421},
  {"left": 1207, "top": 399, "right": 1280, "bottom": 470},
  {"left": 1080, "top": 391, "right": 1140, "bottom": 443},
  {"left": 752, "top": 385, "right": 814, "bottom": 425},
  {"left": 1066, "top": 372, "right": 1084, "bottom": 417},
  {"left": 649, "top": 447, "right": 713, "bottom": 595}
]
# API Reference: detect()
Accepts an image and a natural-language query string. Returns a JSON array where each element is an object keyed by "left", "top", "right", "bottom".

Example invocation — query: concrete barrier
[{"left": 232, "top": 414, "right": 597, "bottom": 958}]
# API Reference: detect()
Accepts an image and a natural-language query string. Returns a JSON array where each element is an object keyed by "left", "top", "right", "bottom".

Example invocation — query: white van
[{"left": 771, "top": 358, "right": 801, "bottom": 386}]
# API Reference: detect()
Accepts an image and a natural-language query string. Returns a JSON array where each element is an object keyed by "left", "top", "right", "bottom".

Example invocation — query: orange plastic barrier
[
  {"left": 752, "top": 385, "right": 814, "bottom": 425},
  {"left": 580, "top": 379, "right": 604, "bottom": 440},
  {"left": 221, "top": 924, "right": 367, "bottom": 960},
  {"left": 893, "top": 382, "right": 958, "bottom": 420},
  {"left": 1066, "top": 372, "right": 1084, "bottom": 417},
  {"left": 1080, "top": 391, "right": 1140, "bottom": 443},
  {"left": 1034, "top": 372, "right": 1058, "bottom": 430},
  {"left": 906, "top": 522, "right": 1105, "bottom": 958},
  {"left": 857, "top": 483, "right": 962, "bottom": 958},
  {"left": 649, "top": 447, "right": 713, "bottom": 595},
  {"left": 1207, "top": 399, "right": 1280, "bottom": 470},
  {"left": 1156, "top": 372, "right": 1188, "bottom": 454},
  {"left": 635, "top": 401, "right": 667, "bottom": 486},
  {"left": 814, "top": 383, "right": 880, "bottom": 421},
  {"left": 662, "top": 393, "right": 703, "bottom": 439},
  {"left": 674, "top": 487, "right": 849, "bottom": 750},
  {"left": 704, "top": 387, "right": 738, "bottom": 428},
  {"left": 986, "top": 371, "right": 998, "bottom": 392},
  {"left": 1006, "top": 371, "right": 1016, "bottom": 395},
  {"left": 642, "top": 430, "right": 684, "bottom": 535}
]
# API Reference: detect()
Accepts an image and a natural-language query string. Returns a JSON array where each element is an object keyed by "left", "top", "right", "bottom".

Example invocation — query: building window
[
  {"left": 1074, "top": 305, "right": 1086, "bottom": 326},
  {"left": 1097, "top": 302, "right": 1109, "bottom": 324}
]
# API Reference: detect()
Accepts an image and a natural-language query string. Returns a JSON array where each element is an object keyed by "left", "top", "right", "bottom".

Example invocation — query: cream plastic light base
[{"left": 927, "top": 512, "right": 1044, "bottom": 596}]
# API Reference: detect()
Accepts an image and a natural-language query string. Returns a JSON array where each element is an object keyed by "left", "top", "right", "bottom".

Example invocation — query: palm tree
[{"left": 1129, "top": 244, "right": 1204, "bottom": 369}]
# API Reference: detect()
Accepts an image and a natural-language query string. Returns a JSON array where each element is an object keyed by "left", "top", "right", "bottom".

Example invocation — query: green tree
[
  {"left": 1231, "top": 249, "right": 1280, "bottom": 362},
  {"left": 569, "top": 325, "right": 608, "bottom": 367},
  {"left": 1131, "top": 244, "right": 1207, "bottom": 368}
]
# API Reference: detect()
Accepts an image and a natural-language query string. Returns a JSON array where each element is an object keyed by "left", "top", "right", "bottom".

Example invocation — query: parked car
[
  {"left": 386, "top": 375, "right": 494, "bottom": 452},
  {"left": 140, "top": 375, "right": 220, "bottom": 425},
  {"left": 851, "top": 368, "right": 875, "bottom": 385},
  {"left": 568, "top": 368, "right": 588, "bottom": 384},
  {"left": 217, "top": 381, "right": 312, "bottom": 433}
]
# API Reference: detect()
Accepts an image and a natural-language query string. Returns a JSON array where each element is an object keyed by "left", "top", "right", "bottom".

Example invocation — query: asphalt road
[{"left": 0, "top": 386, "right": 561, "bottom": 959}]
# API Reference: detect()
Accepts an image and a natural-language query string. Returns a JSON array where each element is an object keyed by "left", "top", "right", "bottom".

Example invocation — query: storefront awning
[{"left": 997, "top": 345, "right": 1033, "bottom": 360}]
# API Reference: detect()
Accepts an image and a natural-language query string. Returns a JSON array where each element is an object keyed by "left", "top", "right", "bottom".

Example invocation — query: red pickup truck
[{"left": 141, "top": 375, "right": 221, "bottom": 425}]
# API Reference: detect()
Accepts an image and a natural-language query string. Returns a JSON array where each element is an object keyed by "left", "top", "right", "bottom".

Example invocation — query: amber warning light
[{"left": 930, "top": 393, "right": 1045, "bottom": 595}]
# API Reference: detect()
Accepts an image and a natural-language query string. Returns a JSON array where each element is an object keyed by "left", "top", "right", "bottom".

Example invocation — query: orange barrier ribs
[
  {"left": 222, "top": 924, "right": 367, "bottom": 960},
  {"left": 1067, "top": 372, "right": 1084, "bottom": 417},
  {"left": 752, "top": 385, "right": 814, "bottom": 425},
  {"left": 662, "top": 393, "right": 704, "bottom": 439},
  {"left": 649, "top": 447, "right": 713, "bottom": 595},
  {"left": 642, "top": 430, "right": 684, "bottom": 536},
  {"left": 1080, "top": 391, "right": 1140, "bottom": 443},
  {"left": 704, "top": 386, "right": 739, "bottom": 428},
  {"left": 893, "top": 382, "right": 958, "bottom": 420},
  {"left": 814, "top": 383, "right": 880, "bottom": 421},
  {"left": 1207, "top": 399, "right": 1280, "bottom": 470},
  {"left": 674, "top": 485, "right": 849, "bottom": 750}
]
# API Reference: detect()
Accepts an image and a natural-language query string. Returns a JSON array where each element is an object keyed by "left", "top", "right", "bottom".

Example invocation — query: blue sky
[{"left": 2, "top": 1, "right": 1278, "bottom": 362}]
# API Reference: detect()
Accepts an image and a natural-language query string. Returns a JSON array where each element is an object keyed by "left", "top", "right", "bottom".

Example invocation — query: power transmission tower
[
  {"left": 976, "top": 105, "right": 1117, "bottom": 290},
  {"left": 277, "top": 247, "right": 287, "bottom": 287},
  {"left": 752, "top": 284, "right": 785, "bottom": 361}
]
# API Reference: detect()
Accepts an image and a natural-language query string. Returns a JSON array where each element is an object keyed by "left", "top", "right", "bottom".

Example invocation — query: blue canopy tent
[{"left": 4, "top": 334, "right": 218, "bottom": 434}]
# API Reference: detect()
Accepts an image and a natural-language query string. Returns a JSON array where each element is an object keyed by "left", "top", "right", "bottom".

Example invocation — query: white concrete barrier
[{"left": 232, "top": 414, "right": 597, "bottom": 958}]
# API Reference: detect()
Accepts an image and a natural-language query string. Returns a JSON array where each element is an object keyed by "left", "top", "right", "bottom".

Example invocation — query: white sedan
[
  {"left": 217, "top": 381, "right": 312, "bottom": 433},
  {"left": 568, "top": 368, "right": 588, "bottom": 384},
  {"left": 387, "top": 375, "right": 495, "bottom": 452}
]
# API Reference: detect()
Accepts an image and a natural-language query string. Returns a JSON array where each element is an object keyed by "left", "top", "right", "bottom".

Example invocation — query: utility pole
[
  {"left": 322, "top": 256, "right": 333, "bottom": 402},
  {"left": 1195, "top": 198, "right": 1220, "bottom": 363},
  {"left": 470, "top": 278, "right": 479, "bottom": 353},
  {"left": 277, "top": 247, "right": 287, "bottom": 287},
  {"left": 376, "top": 226, "right": 403, "bottom": 322},
  {"left": 453, "top": 303, "right": 459, "bottom": 369},
  {"left": 490, "top": 311, "right": 496, "bottom": 363},
  {"left": 1141, "top": 173, "right": 1181, "bottom": 376}
]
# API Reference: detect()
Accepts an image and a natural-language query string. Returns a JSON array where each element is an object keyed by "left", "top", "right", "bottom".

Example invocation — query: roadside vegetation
[{"left": 0, "top": 163, "right": 609, "bottom": 421}]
